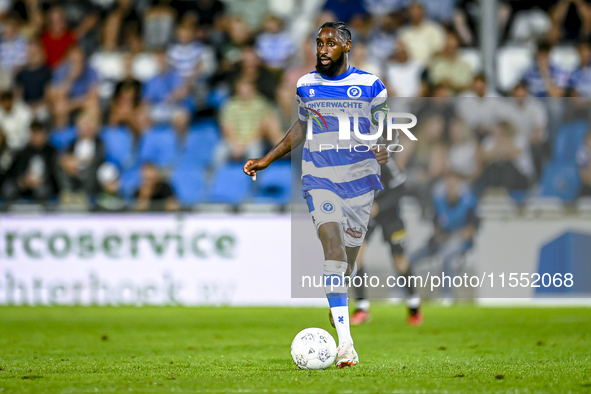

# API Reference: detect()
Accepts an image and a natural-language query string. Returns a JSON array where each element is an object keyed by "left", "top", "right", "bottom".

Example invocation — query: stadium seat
[
  {"left": 550, "top": 46, "right": 580, "bottom": 73},
  {"left": 89, "top": 51, "right": 125, "bottom": 81},
  {"left": 459, "top": 48, "right": 482, "bottom": 73},
  {"left": 49, "top": 126, "right": 77, "bottom": 150},
  {"left": 208, "top": 163, "right": 252, "bottom": 205},
  {"left": 170, "top": 166, "right": 206, "bottom": 206},
  {"left": 101, "top": 126, "right": 134, "bottom": 169},
  {"left": 132, "top": 53, "right": 158, "bottom": 82},
  {"left": 138, "top": 127, "right": 177, "bottom": 168},
  {"left": 139, "top": 121, "right": 220, "bottom": 169},
  {"left": 538, "top": 162, "right": 581, "bottom": 202},
  {"left": 119, "top": 167, "right": 141, "bottom": 200},
  {"left": 552, "top": 120, "right": 589, "bottom": 163},
  {"left": 254, "top": 162, "right": 292, "bottom": 205},
  {"left": 496, "top": 45, "right": 534, "bottom": 92}
]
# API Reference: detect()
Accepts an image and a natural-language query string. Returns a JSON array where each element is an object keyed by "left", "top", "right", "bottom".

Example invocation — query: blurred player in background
[
  {"left": 244, "top": 21, "right": 395, "bottom": 368},
  {"left": 351, "top": 158, "right": 423, "bottom": 326}
]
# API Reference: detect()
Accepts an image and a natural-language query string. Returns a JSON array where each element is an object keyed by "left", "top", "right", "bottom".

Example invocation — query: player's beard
[{"left": 316, "top": 52, "right": 345, "bottom": 77}]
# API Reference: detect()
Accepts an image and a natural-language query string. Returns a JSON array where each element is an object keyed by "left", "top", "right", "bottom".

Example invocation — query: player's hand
[
  {"left": 372, "top": 145, "right": 389, "bottom": 165},
  {"left": 243, "top": 158, "right": 270, "bottom": 177}
]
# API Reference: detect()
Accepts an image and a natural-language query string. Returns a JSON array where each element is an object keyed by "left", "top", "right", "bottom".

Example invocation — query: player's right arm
[{"left": 243, "top": 119, "right": 306, "bottom": 177}]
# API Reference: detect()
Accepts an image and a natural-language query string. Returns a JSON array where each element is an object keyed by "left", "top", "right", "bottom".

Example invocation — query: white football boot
[{"left": 335, "top": 342, "right": 359, "bottom": 368}]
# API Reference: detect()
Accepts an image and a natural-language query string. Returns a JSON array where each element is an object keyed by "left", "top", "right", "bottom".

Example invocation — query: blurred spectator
[
  {"left": 428, "top": 31, "right": 473, "bottom": 93},
  {"left": 255, "top": 15, "right": 295, "bottom": 70},
  {"left": 218, "top": 16, "right": 253, "bottom": 69},
  {"left": 41, "top": 6, "right": 77, "bottom": 68},
  {"left": 568, "top": 39, "right": 591, "bottom": 97},
  {"left": 475, "top": 121, "right": 534, "bottom": 196},
  {"left": 49, "top": 46, "right": 99, "bottom": 127},
  {"left": 58, "top": 112, "right": 104, "bottom": 203},
  {"left": 0, "top": 14, "right": 28, "bottom": 79},
  {"left": 363, "top": 0, "right": 409, "bottom": 17},
  {"left": 226, "top": 0, "right": 269, "bottom": 30},
  {"left": 96, "top": 162, "right": 126, "bottom": 211},
  {"left": 418, "top": 0, "right": 458, "bottom": 25},
  {"left": 108, "top": 79, "right": 144, "bottom": 129},
  {"left": 216, "top": 79, "right": 282, "bottom": 165},
  {"left": 101, "top": 0, "right": 143, "bottom": 52},
  {"left": 143, "top": 0, "right": 176, "bottom": 50},
  {"left": 167, "top": 20, "right": 215, "bottom": 79},
  {"left": 0, "top": 121, "right": 58, "bottom": 202},
  {"left": 134, "top": 162, "right": 179, "bottom": 211},
  {"left": 385, "top": 41, "right": 424, "bottom": 97},
  {"left": 549, "top": 0, "right": 591, "bottom": 42},
  {"left": 446, "top": 117, "right": 482, "bottom": 182},
  {"left": 404, "top": 113, "right": 448, "bottom": 213},
  {"left": 227, "top": 46, "right": 279, "bottom": 102},
  {"left": 0, "top": 90, "right": 32, "bottom": 150},
  {"left": 576, "top": 132, "right": 591, "bottom": 196},
  {"left": 366, "top": 13, "right": 400, "bottom": 67},
  {"left": 15, "top": 40, "right": 52, "bottom": 119},
  {"left": 399, "top": 2, "right": 446, "bottom": 65},
  {"left": 172, "top": 0, "right": 226, "bottom": 28},
  {"left": 456, "top": 74, "right": 501, "bottom": 141},
  {"left": 522, "top": 41, "right": 569, "bottom": 97},
  {"left": 0, "top": 127, "right": 16, "bottom": 195},
  {"left": 499, "top": 82, "right": 549, "bottom": 175},
  {"left": 351, "top": 42, "right": 382, "bottom": 78},
  {"left": 142, "top": 49, "right": 193, "bottom": 123},
  {"left": 323, "top": 0, "right": 367, "bottom": 24},
  {"left": 409, "top": 170, "right": 479, "bottom": 297}
]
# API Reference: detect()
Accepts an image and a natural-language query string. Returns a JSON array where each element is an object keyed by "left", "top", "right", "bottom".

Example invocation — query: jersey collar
[{"left": 319, "top": 66, "right": 354, "bottom": 81}]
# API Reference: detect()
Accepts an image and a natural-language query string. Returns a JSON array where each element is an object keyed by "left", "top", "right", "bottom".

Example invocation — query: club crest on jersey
[
  {"left": 346, "top": 86, "right": 362, "bottom": 99},
  {"left": 321, "top": 201, "right": 334, "bottom": 213},
  {"left": 309, "top": 88, "right": 315, "bottom": 97}
]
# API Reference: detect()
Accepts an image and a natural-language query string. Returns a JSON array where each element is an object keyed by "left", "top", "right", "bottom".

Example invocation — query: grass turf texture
[{"left": 0, "top": 306, "right": 590, "bottom": 393}]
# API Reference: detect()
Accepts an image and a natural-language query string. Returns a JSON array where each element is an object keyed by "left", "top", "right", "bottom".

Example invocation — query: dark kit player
[{"left": 351, "top": 158, "right": 423, "bottom": 326}]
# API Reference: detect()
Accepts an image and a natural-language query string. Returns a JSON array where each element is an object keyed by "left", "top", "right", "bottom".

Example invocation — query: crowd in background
[{"left": 0, "top": 0, "right": 591, "bottom": 211}]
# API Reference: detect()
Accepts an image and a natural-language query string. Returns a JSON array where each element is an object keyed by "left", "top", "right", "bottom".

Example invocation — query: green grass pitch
[{"left": 0, "top": 305, "right": 590, "bottom": 393}]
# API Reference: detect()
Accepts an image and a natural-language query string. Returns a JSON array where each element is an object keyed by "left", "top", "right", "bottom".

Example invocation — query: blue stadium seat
[
  {"left": 538, "top": 162, "right": 581, "bottom": 202},
  {"left": 208, "top": 163, "right": 251, "bottom": 204},
  {"left": 170, "top": 166, "right": 206, "bottom": 206},
  {"left": 139, "top": 122, "right": 220, "bottom": 169},
  {"left": 49, "top": 126, "right": 77, "bottom": 150},
  {"left": 101, "top": 126, "right": 134, "bottom": 169},
  {"left": 119, "top": 167, "right": 141, "bottom": 200},
  {"left": 254, "top": 162, "right": 292, "bottom": 205},
  {"left": 138, "top": 127, "right": 176, "bottom": 168},
  {"left": 552, "top": 120, "right": 589, "bottom": 163}
]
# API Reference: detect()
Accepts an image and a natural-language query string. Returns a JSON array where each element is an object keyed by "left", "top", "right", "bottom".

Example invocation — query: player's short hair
[{"left": 318, "top": 21, "right": 352, "bottom": 43}]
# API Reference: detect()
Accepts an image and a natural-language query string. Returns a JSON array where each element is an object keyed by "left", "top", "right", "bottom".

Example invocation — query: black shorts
[{"left": 366, "top": 185, "right": 406, "bottom": 246}]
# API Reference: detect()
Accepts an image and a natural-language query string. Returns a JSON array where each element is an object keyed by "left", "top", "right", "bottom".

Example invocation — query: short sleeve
[{"left": 296, "top": 88, "right": 309, "bottom": 122}]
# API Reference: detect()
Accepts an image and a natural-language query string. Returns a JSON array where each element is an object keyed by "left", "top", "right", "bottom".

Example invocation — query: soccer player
[
  {"left": 350, "top": 158, "right": 423, "bottom": 326},
  {"left": 244, "top": 21, "right": 394, "bottom": 368}
]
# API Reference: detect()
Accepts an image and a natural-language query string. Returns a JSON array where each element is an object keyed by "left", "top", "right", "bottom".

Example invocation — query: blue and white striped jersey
[{"left": 296, "top": 66, "right": 389, "bottom": 199}]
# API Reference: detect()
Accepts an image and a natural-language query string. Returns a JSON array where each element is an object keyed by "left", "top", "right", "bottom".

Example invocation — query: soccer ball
[{"left": 290, "top": 327, "right": 337, "bottom": 370}]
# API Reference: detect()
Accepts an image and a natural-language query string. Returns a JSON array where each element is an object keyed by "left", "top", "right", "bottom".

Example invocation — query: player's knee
[{"left": 323, "top": 240, "right": 346, "bottom": 261}]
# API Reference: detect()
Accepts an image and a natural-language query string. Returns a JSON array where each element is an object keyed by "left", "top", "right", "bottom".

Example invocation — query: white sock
[
  {"left": 357, "top": 299, "right": 370, "bottom": 311},
  {"left": 330, "top": 306, "right": 353, "bottom": 346},
  {"left": 407, "top": 296, "right": 421, "bottom": 309},
  {"left": 324, "top": 260, "right": 353, "bottom": 346}
]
